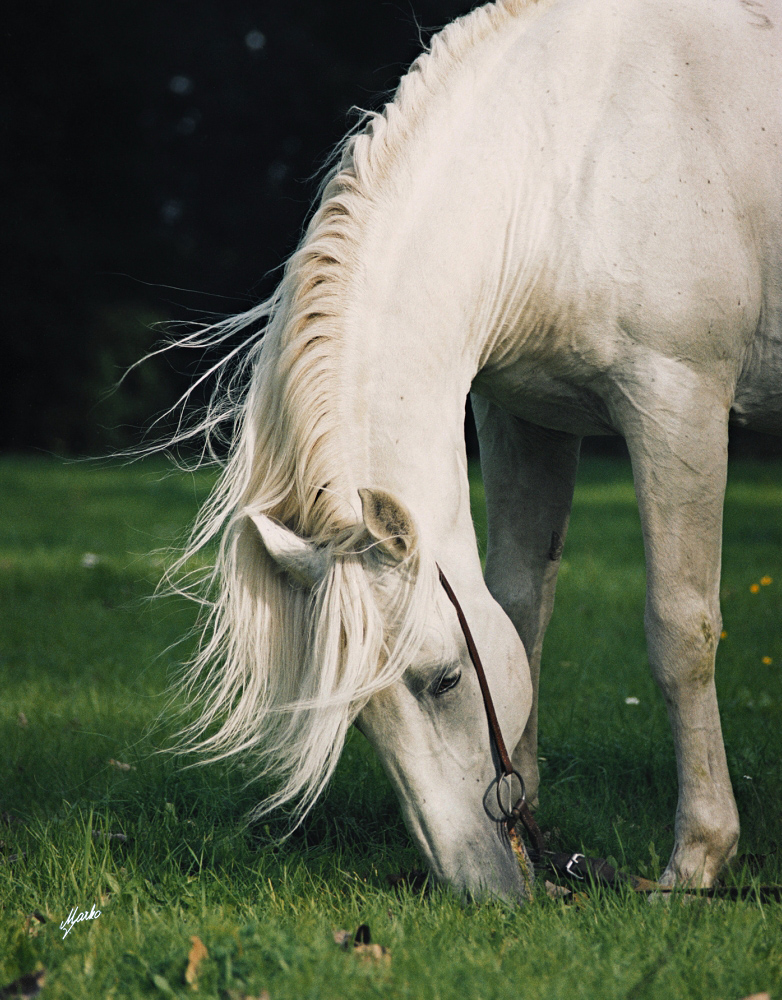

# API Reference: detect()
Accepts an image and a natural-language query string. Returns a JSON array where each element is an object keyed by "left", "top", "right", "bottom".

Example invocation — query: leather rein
[
  {"left": 438, "top": 565, "right": 618, "bottom": 886},
  {"left": 437, "top": 565, "right": 782, "bottom": 899},
  {"left": 437, "top": 566, "right": 544, "bottom": 856}
]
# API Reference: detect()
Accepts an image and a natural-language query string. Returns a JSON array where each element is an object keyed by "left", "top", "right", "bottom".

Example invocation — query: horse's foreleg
[
  {"left": 614, "top": 367, "right": 739, "bottom": 887},
  {"left": 472, "top": 397, "right": 581, "bottom": 807}
]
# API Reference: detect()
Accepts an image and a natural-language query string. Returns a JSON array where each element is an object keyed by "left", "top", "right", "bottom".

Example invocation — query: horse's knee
[{"left": 644, "top": 597, "right": 722, "bottom": 695}]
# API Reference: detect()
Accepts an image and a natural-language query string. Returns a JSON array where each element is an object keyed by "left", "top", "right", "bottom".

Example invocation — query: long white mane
[{"left": 156, "top": 0, "right": 530, "bottom": 821}]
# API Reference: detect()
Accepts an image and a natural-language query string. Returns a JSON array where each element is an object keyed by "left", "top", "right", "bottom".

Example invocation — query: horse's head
[{"left": 249, "top": 488, "right": 533, "bottom": 902}]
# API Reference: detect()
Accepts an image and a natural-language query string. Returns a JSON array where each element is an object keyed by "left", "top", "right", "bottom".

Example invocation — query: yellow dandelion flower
[
  {"left": 762, "top": 656, "right": 773, "bottom": 666},
  {"left": 750, "top": 583, "right": 760, "bottom": 593},
  {"left": 761, "top": 576, "right": 773, "bottom": 586},
  {"left": 720, "top": 630, "right": 727, "bottom": 640}
]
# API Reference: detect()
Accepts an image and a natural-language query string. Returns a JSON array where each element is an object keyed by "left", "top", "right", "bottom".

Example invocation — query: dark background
[{"left": 2, "top": 1, "right": 779, "bottom": 458}]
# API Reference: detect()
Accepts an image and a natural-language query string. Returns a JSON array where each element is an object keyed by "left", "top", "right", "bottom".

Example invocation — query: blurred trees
[
  {"left": 2, "top": 1, "right": 779, "bottom": 456},
  {"left": 1, "top": 0, "right": 475, "bottom": 453}
]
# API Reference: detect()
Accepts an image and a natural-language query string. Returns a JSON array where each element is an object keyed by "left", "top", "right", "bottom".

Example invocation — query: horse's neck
[
  {"left": 338, "top": 149, "right": 537, "bottom": 559},
  {"left": 323, "top": 11, "right": 553, "bottom": 569},
  {"left": 339, "top": 305, "right": 475, "bottom": 562},
  {"left": 338, "top": 191, "right": 506, "bottom": 569}
]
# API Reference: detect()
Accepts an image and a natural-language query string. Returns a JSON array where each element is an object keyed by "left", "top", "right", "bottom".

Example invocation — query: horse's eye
[{"left": 434, "top": 670, "right": 461, "bottom": 697}]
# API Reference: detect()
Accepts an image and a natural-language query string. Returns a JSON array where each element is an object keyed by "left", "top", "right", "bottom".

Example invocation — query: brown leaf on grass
[
  {"left": 23, "top": 912, "right": 47, "bottom": 937},
  {"left": 739, "top": 994, "right": 770, "bottom": 1000},
  {"left": 0, "top": 967, "right": 46, "bottom": 998},
  {"left": 333, "top": 925, "right": 390, "bottom": 964},
  {"left": 544, "top": 880, "right": 572, "bottom": 899},
  {"left": 355, "top": 943, "right": 391, "bottom": 964},
  {"left": 108, "top": 759, "right": 135, "bottom": 772},
  {"left": 16, "top": 713, "right": 28, "bottom": 729},
  {"left": 333, "top": 929, "right": 353, "bottom": 948},
  {"left": 184, "top": 935, "right": 208, "bottom": 990}
]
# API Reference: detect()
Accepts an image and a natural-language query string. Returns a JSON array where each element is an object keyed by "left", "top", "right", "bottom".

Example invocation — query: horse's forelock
[{"left": 171, "top": 520, "right": 440, "bottom": 824}]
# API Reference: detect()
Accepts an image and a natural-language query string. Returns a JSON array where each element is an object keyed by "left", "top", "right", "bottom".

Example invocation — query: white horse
[{"left": 167, "top": 0, "right": 781, "bottom": 901}]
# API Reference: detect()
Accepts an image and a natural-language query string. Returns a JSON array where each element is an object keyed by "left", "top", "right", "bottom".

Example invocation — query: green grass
[{"left": 0, "top": 455, "right": 780, "bottom": 999}]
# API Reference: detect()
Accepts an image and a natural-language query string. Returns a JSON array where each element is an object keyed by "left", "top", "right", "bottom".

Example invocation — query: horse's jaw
[
  {"left": 365, "top": 719, "right": 534, "bottom": 903},
  {"left": 416, "top": 813, "right": 533, "bottom": 904},
  {"left": 356, "top": 609, "right": 533, "bottom": 904}
]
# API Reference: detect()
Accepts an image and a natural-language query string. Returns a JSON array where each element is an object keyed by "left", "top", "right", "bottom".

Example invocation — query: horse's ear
[
  {"left": 358, "top": 488, "right": 418, "bottom": 563},
  {"left": 247, "top": 512, "right": 329, "bottom": 588}
]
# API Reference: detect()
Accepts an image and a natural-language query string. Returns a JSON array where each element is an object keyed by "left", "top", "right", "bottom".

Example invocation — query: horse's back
[{"left": 493, "top": 0, "right": 782, "bottom": 425}]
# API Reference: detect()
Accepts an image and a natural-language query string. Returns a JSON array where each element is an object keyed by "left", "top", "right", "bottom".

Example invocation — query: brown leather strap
[
  {"left": 436, "top": 570, "right": 782, "bottom": 899},
  {"left": 437, "top": 567, "right": 514, "bottom": 774},
  {"left": 436, "top": 568, "right": 782, "bottom": 897},
  {"left": 438, "top": 566, "right": 545, "bottom": 855}
]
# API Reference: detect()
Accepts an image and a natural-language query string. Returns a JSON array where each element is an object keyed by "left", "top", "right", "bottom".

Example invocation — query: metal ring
[{"left": 496, "top": 769, "right": 526, "bottom": 819}]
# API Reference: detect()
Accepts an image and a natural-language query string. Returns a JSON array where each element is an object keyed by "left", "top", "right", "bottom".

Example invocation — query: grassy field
[{"left": 0, "top": 455, "right": 780, "bottom": 999}]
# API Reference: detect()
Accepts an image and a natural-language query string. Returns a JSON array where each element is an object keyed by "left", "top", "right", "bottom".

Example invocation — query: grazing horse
[{"left": 169, "top": 0, "right": 781, "bottom": 901}]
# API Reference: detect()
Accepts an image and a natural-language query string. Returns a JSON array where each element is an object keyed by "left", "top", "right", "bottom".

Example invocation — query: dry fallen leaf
[
  {"left": 544, "top": 880, "right": 572, "bottom": 899},
  {"left": 185, "top": 935, "right": 208, "bottom": 990},
  {"left": 17, "top": 713, "right": 28, "bottom": 729},
  {"left": 333, "top": 925, "right": 390, "bottom": 964},
  {"left": 333, "top": 929, "right": 353, "bottom": 948},
  {"left": 739, "top": 994, "right": 770, "bottom": 1000},
  {"left": 108, "top": 759, "right": 134, "bottom": 772},
  {"left": 0, "top": 967, "right": 46, "bottom": 999},
  {"left": 23, "top": 912, "right": 47, "bottom": 937},
  {"left": 355, "top": 943, "right": 391, "bottom": 964}
]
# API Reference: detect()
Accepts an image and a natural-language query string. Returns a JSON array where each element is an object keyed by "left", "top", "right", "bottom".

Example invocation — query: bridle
[
  {"left": 437, "top": 565, "right": 545, "bottom": 857},
  {"left": 437, "top": 565, "right": 782, "bottom": 900}
]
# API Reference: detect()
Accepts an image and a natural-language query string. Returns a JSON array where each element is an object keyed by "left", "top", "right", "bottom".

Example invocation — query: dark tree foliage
[
  {"left": 1, "top": 2, "right": 778, "bottom": 455},
  {"left": 1, "top": 0, "right": 476, "bottom": 453}
]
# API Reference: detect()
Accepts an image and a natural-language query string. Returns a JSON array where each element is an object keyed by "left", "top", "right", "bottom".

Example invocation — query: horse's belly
[
  {"left": 472, "top": 366, "right": 616, "bottom": 437},
  {"left": 733, "top": 301, "right": 782, "bottom": 435}
]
